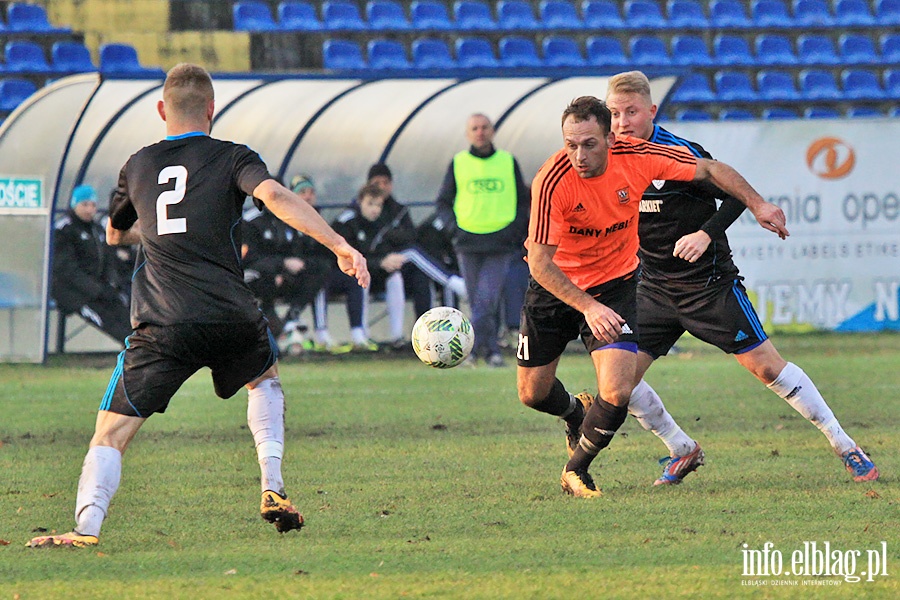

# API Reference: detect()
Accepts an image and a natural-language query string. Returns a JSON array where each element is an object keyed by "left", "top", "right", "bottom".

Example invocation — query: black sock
[
  {"left": 565, "top": 397, "right": 629, "bottom": 472},
  {"left": 528, "top": 378, "right": 573, "bottom": 418}
]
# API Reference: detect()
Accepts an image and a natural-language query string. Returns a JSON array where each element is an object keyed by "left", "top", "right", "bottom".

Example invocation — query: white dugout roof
[{"left": 0, "top": 73, "right": 676, "bottom": 213}]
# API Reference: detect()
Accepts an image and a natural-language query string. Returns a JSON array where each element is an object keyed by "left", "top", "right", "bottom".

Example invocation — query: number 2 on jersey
[{"left": 157, "top": 165, "right": 188, "bottom": 235}]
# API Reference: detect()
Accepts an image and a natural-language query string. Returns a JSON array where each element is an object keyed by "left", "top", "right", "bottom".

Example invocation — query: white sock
[
  {"left": 74, "top": 445, "right": 122, "bottom": 538},
  {"left": 247, "top": 377, "right": 286, "bottom": 495},
  {"left": 448, "top": 275, "right": 468, "bottom": 300},
  {"left": 629, "top": 379, "right": 696, "bottom": 457},
  {"left": 767, "top": 362, "right": 856, "bottom": 455},
  {"left": 385, "top": 271, "right": 406, "bottom": 340},
  {"left": 351, "top": 327, "right": 368, "bottom": 345},
  {"left": 314, "top": 328, "right": 333, "bottom": 347}
]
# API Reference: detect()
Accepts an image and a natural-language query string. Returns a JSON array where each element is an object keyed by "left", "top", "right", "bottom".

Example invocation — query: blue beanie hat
[{"left": 71, "top": 184, "right": 98, "bottom": 208}]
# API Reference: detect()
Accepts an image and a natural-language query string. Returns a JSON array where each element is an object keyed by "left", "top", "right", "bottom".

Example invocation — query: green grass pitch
[{"left": 1, "top": 332, "right": 898, "bottom": 599}]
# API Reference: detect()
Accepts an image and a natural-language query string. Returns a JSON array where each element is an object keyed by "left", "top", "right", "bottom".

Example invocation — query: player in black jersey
[
  {"left": 29, "top": 64, "right": 370, "bottom": 549},
  {"left": 604, "top": 71, "right": 878, "bottom": 486}
]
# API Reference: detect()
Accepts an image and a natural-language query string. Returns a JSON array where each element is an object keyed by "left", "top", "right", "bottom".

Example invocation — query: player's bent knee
[{"left": 247, "top": 365, "right": 279, "bottom": 389}]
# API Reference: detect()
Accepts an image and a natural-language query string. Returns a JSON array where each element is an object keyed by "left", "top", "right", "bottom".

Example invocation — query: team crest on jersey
[
  {"left": 616, "top": 188, "right": 629, "bottom": 203},
  {"left": 652, "top": 179, "right": 666, "bottom": 189}
]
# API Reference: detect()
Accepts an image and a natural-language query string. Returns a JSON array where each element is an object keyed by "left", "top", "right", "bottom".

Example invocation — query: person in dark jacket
[
  {"left": 328, "top": 183, "right": 431, "bottom": 349},
  {"left": 241, "top": 174, "right": 331, "bottom": 337},
  {"left": 52, "top": 184, "right": 132, "bottom": 344},
  {"left": 435, "top": 113, "right": 530, "bottom": 367}
]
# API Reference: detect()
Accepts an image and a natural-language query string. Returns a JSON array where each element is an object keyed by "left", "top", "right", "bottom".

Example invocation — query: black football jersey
[
  {"left": 109, "top": 133, "right": 271, "bottom": 326},
  {"left": 638, "top": 125, "right": 741, "bottom": 286}
]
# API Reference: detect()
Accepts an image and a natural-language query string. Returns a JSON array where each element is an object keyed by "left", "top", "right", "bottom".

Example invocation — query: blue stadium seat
[
  {"left": 797, "top": 34, "right": 839, "bottom": 65},
  {"left": 756, "top": 69, "right": 801, "bottom": 100},
  {"left": 0, "top": 78, "right": 37, "bottom": 112},
  {"left": 792, "top": 0, "right": 834, "bottom": 26},
  {"left": 233, "top": 1, "right": 280, "bottom": 31},
  {"left": 762, "top": 107, "right": 798, "bottom": 119},
  {"left": 880, "top": 33, "right": 900, "bottom": 63},
  {"left": 410, "top": 1, "right": 453, "bottom": 29},
  {"left": 51, "top": 42, "right": 96, "bottom": 73},
  {"left": 834, "top": 0, "right": 876, "bottom": 25},
  {"left": 799, "top": 68, "right": 841, "bottom": 99},
  {"left": 666, "top": 0, "right": 708, "bottom": 28},
  {"left": 803, "top": 106, "right": 841, "bottom": 118},
  {"left": 453, "top": 1, "right": 498, "bottom": 30},
  {"left": 586, "top": 36, "right": 628, "bottom": 66},
  {"left": 497, "top": 1, "right": 540, "bottom": 29},
  {"left": 751, "top": 0, "right": 791, "bottom": 27},
  {"left": 322, "top": 1, "right": 367, "bottom": 30},
  {"left": 755, "top": 34, "right": 798, "bottom": 65},
  {"left": 720, "top": 108, "right": 756, "bottom": 120},
  {"left": 6, "top": 2, "right": 70, "bottom": 32},
  {"left": 582, "top": 1, "right": 625, "bottom": 29},
  {"left": 624, "top": 1, "right": 668, "bottom": 28},
  {"left": 412, "top": 38, "right": 455, "bottom": 68},
  {"left": 847, "top": 106, "right": 883, "bottom": 117},
  {"left": 5, "top": 40, "right": 51, "bottom": 73},
  {"left": 542, "top": 36, "right": 586, "bottom": 66},
  {"left": 367, "top": 1, "right": 411, "bottom": 30},
  {"left": 322, "top": 39, "right": 367, "bottom": 69},
  {"left": 875, "top": 0, "right": 900, "bottom": 24},
  {"left": 885, "top": 68, "right": 900, "bottom": 96},
  {"left": 278, "top": 2, "right": 323, "bottom": 30},
  {"left": 675, "top": 108, "right": 713, "bottom": 121},
  {"left": 671, "top": 35, "right": 714, "bottom": 66},
  {"left": 709, "top": 0, "right": 752, "bottom": 27},
  {"left": 368, "top": 39, "right": 411, "bottom": 68},
  {"left": 629, "top": 35, "right": 671, "bottom": 66},
  {"left": 540, "top": 1, "right": 583, "bottom": 29},
  {"left": 99, "top": 44, "right": 164, "bottom": 76},
  {"left": 841, "top": 69, "right": 887, "bottom": 99},
  {"left": 713, "top": 34, "right": 754, "bottom": 66},
  {"left": 455, "top": 37, "right": 499, "bottom": 67},
  {"left": 715, "top": 70, "right": 757, "bottom": 101},
  {"left": 670, "top": 73, "right": 716, "bottom": 101},
  {"left": 838, "top": 34, "right": 878, "bottom": 65},
  {"left": 499, "top": 36, "right": 542, "bottom": 67}
]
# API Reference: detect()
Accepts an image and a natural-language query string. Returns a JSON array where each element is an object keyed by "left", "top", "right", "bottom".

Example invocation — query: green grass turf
[{"left": 1, "top": 332, "right": 898, "bottom": 599}]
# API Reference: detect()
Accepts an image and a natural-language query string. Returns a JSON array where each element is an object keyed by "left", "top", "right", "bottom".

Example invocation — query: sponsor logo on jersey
[
  {"left": 573, "top": 202, "right": 586, "bottom": 213},
  {"left": 567, "top": 217, "right": 633, "bottom": 238},
  {"left": 639, "top": 199, "right": 663, "bottom": 213},
  {"left": 466, "top": 178, "right": 506, "bottom": 194},
  {"left": 652, "top": 179, "right": 666, "bottom": 189},
  {"left": 616, "top": 188, "right": 630, "bottom": 203},
  {"left": 622, "top": 323, "right": 633, "bottom": 334},
  {"left": 734, "top": 330, "right": 748, "bottom": 342},
  {"left": 806, "top": 137, "right": 855, "bottom": 180}
]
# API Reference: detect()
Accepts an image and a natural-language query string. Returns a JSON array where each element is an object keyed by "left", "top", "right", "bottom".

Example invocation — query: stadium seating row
[
  {"left": 0, "top": 3, "right": 70, "bottom": 33},
  {"left": 233, "top": 0, "right": 900, "bottom": 32},
  {"left": 0, "top": 41, "right": 163, "bottom": 76},
  {"left": 667, "top": 105, "right": 900, "bottom": 120},
  {"left": 672, "top": 68, "right": 899, "bottom": 101},
  {"left": 321, "top": 32, "right": 900, "bottom": 70}
]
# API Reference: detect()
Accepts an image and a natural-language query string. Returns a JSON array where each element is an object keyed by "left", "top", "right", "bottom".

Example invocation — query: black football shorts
[
  {"left": 99, "top": 318, "right": 278, "bottom": 417},
  {"left": 637, "top": 276, "right": 768, "bottom": 359},
  {"left": 517, "top": 271, "right": 639, "bottom": 367}
]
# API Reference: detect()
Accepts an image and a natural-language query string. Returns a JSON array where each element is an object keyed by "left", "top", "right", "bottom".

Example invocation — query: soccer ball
[{"left": 411, "top": 307, "right": 474, "bottom": 369}]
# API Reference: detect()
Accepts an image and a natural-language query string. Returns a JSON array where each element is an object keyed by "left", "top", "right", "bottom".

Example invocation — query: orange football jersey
[{"left": 529, "top": 136, "right": 698, "bottom": 290}]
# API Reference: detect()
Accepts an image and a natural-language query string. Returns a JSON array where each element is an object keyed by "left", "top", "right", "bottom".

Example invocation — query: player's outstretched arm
[
  {"left": 254, "top": 179, "right": 370, "bottom": 288},
  {"left": 694, "top": 159, "right": 789, "bottom": 240},
  {"left": 106, "top": 219, "right": 142, "bottom": 246},
  {"left": 528, "top": 242, "right": 624, "bottom": 344}
]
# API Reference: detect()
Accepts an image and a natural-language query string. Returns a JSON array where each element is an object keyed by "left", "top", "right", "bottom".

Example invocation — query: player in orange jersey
[{"left": 516, "top": 96, "right": 788, "bottom": 498}]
